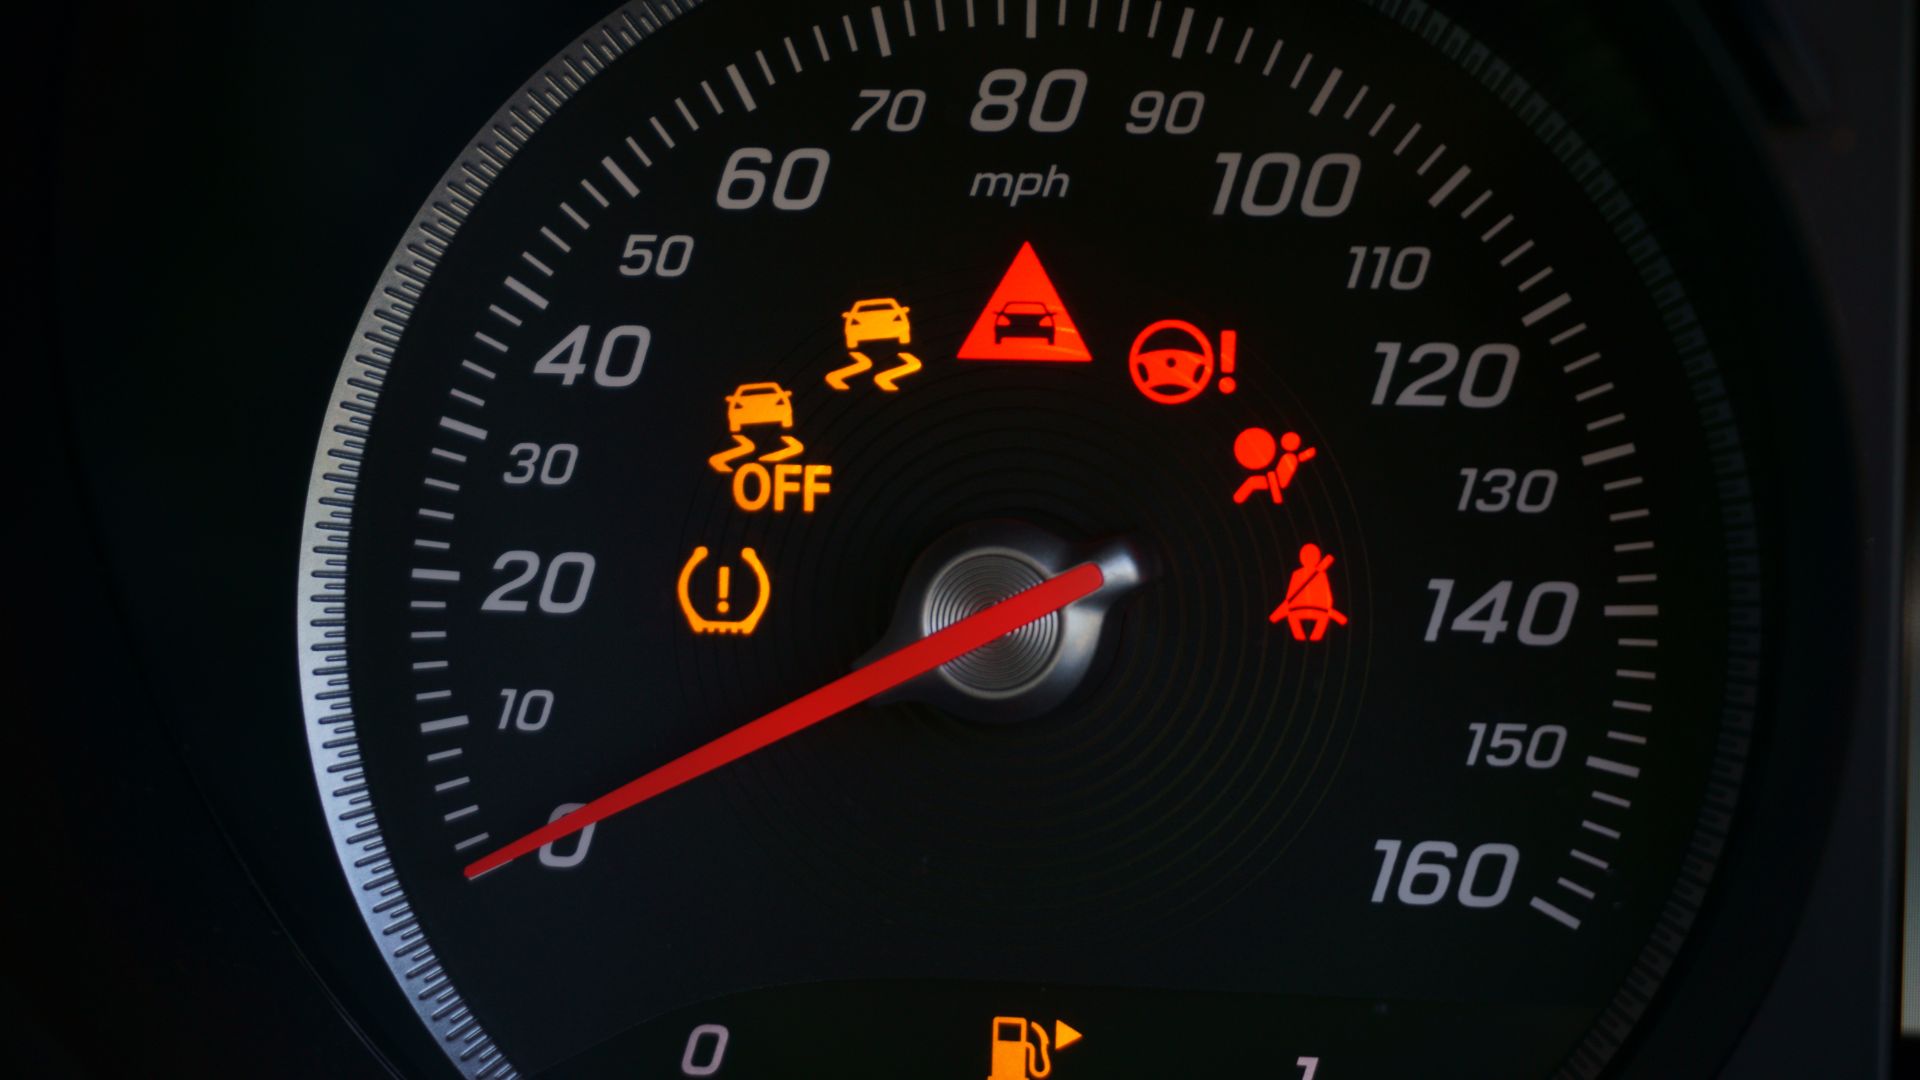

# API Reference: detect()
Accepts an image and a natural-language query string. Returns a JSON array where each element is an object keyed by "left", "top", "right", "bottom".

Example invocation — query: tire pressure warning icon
[{"left": 678, "top": 546, "right": 771, "bottom": 635}]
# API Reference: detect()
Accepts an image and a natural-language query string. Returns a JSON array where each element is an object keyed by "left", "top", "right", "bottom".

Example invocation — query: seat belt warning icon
[
  {"left": 1268, "top": 543, "right": 1348, "bottom": 641},
  {"left": 986, "top": 1016, "right": 1082, "bottom": 1080}
]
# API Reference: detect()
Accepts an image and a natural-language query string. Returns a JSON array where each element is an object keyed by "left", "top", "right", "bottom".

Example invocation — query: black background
[
  {"left": 335, "top": 5, "right": 1730, "bottom": 1072},
  {"left": 19, "top": 0, "right": 1905, "bottom": 1077}
]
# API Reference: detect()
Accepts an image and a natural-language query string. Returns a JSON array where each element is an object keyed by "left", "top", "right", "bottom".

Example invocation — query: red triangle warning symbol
[{"left": 956, "top": 242, "right": 1092, "bottom": 362}]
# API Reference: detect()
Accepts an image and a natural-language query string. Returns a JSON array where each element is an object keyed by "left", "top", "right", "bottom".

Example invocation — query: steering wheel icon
[{"left": 1128, "top": 319, "right": 1217, "bottom": 405}]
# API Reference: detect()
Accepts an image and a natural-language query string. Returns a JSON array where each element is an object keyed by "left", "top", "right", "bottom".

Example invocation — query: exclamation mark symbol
[
  {"left": 1218, "top": 330, "right": 1238, "bottom": 394},
  {"left": 716, "top": 565, "right": 732, "bottom": 614}
]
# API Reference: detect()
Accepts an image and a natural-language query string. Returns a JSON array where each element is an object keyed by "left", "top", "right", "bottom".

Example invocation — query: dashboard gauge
[{"left": 292, "top": 1, "right": 1858, "bottom": 1077}]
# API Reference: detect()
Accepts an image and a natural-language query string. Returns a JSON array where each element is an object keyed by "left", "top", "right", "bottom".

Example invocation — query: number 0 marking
[{"left": 681, "top": 1024, "right": 730, "bottom": 1076}]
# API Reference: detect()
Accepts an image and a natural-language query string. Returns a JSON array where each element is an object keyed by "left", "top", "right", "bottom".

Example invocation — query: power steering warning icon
[{"left": 1129, "top": 319, "right": 1238, "bottom": 404}]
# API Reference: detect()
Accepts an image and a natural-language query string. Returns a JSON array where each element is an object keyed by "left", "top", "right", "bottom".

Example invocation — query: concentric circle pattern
[{"left": 922, "top": 551, "right": 1059, "bottom": 695}]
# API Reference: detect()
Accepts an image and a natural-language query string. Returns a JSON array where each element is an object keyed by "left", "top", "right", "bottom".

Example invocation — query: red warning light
[
  {"left": 957, "top": 242, "right": 1092, "bottom": 363},
  {"left": 1128, "top": 320, "right": 1238, "bottom": 404},
  {"left": 1232, "top": 427, "right": 1316, "bottom": 505},
  {"left": 1269, "top": 543, "right": 1348, "bottom": 641}
]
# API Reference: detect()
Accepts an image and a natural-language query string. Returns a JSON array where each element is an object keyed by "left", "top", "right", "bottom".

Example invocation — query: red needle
[{"left": 464, "top": 560, "right": 1105, "bottom": 879}]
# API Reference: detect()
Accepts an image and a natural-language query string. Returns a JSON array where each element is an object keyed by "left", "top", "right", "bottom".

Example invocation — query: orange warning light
[
  {"left": 842, "top": 297, "right": 912, "bottom": 348},
  {"left": 957, "top": 242, "right": 1092, "bottom": 363},
  {"left": 705, "top": 381, "right": 834, "bottom": 512},
  {"left": 678, "top": 546, "right": 771, "bottom": 635},
  {"left": 725, "top": 381, "right": 794, "bottom": 431},
  {"left": 1233, "top": 427, "right": 1317, "bottom": 505},
  {"left": 1269, "top": 543, "right": 1348, "bottom": 641},
  {"left": 731, "top": 462, "right": 832, "bottom": 513},
  {"left": 987, "top": 1016, "right": 1082, "bottom": 1080},
  {"left": 827, "top": 348, "right": 923, "bottom": 392},
  {"left": 829, "top": 298, "right": 923, "bottom": 392}
]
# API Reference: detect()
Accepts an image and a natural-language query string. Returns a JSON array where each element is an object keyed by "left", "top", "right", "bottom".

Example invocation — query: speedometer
[{"left": 295, "top": 2, "right": 1852, "bottom": 1076}]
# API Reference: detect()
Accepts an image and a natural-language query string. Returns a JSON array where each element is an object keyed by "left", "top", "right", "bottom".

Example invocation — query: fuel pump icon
[{"left": 987, "top": 1016, "right": 1081, "bottom": 1080}]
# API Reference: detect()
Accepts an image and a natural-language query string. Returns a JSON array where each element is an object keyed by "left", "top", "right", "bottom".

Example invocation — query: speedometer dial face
[{"left": 300, "top": 2, "right": 1778, "bottom": 1076}]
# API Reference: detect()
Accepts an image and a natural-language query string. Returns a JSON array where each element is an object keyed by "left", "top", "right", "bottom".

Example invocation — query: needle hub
[{"left": 866, "top": 521, "right": 1145, "bottom": 722}]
